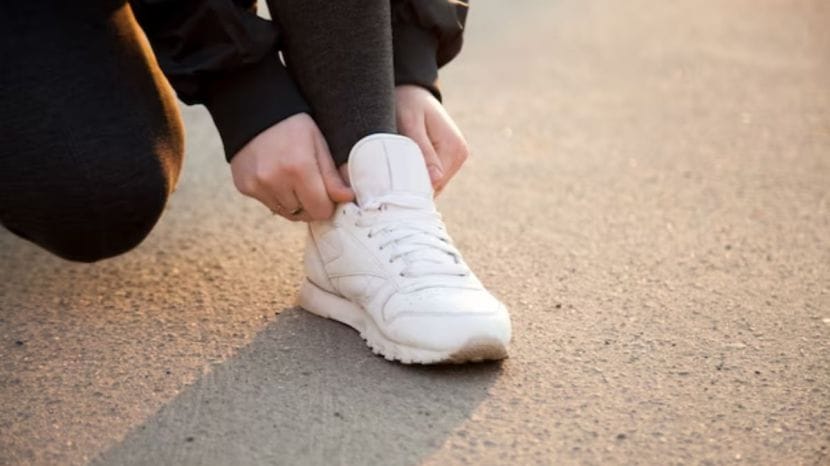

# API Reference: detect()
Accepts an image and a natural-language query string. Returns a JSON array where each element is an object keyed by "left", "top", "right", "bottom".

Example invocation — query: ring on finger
[
  {"left": 271, "top": 203, "right": 303, "bottom": 217},
  {"left": 271, "top": 204, "right": 287, "bottom": 215}
]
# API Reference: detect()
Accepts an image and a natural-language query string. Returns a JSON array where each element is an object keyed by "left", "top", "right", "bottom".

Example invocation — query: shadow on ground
[{"left": 91, "top": 307, "right": 503, "bottom": 466}]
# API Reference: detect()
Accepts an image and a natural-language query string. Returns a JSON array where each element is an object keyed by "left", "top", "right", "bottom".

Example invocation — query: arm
[
  {"left": 391, "top": 0, "right": 469, "bottom": 101},
  {"left": 130, "top": 0, "right": 310, "bottom": 161},
  {"left": 390, "top": 0, "right": 471, "bottom": 193},
  {"left": 132, "top": 0, "right": 352, "bottom": 221}
]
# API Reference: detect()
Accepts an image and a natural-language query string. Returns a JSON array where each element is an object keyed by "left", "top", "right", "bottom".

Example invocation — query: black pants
[{"left": 0, "top": 0, "right": 395, "bottom": 262}]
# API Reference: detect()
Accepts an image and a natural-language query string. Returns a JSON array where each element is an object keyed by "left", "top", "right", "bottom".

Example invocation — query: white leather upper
[
  {"left": 347, "top": 134, "right": 434, "bottom": 207},
  {"left": 304, "top": 134, "right": 511, "bottom": 350}
]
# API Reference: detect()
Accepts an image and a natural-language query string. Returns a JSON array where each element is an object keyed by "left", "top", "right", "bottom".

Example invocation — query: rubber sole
[{"left": 298, "top": 279, "right": 508, "bottom": 365}]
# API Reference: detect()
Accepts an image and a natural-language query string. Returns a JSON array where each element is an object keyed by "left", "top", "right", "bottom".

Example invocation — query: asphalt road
[{"left": 1, "top": 0, "right": 828, "bottom": 465}]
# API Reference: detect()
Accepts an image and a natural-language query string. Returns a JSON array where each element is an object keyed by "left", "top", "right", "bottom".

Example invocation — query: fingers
[
  {"left": 271, "top": 132, "right": 352, "bottom": 222},
  {"left": 293, "top": 161, "right": 335, "bottom": 221},
  {"left": 424, "top": 106, "right": 469, "bottom": 193},
  {"left": 267, "top": 186, "right": 307, "bottom": 222},
  {"left": 229, "top": 113, "right": 355, "bottom": 224},
  {"left": 403, "top": 114, "right": 444, "bottom": 189},
  {"left": 313, "top": 132, "right": 355, "bottom": 203}
]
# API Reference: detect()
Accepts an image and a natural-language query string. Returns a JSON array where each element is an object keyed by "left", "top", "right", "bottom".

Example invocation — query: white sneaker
[{"left": 298, "top": 134, "right": 511, "bottom": 364}]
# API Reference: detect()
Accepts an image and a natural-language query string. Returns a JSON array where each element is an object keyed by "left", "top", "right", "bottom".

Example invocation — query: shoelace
[{"left": 355, "top": 193, "right": 470, "bottom": 278}]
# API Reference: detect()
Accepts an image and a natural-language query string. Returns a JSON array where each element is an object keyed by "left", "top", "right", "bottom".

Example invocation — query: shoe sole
[{"left": 298, "top": 279, "right": 508, "bottom": 365}]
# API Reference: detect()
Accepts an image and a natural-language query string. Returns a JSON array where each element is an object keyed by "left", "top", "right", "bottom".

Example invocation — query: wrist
[
  {"left": 204, "top": 56, "right": 310, "bottom": 162},
  {"left": 392, "top": 23, "right": 442, "bottom": 101}
]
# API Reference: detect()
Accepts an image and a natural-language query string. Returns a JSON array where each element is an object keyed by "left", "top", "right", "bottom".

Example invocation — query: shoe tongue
[{"left": 347, "top": 135, "right": 433, "bottom": 207}]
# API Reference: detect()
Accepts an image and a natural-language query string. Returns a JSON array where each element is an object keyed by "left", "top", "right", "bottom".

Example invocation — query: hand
[
  {"left": 395, "top": 85, "right": 470, "bottom": 194},
  {"left": 230, "top": 113, "right": 354, "bottom": 222}
]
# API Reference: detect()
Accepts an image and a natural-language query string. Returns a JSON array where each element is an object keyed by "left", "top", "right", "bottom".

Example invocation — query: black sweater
[{"left": 130, "top": 0, "right": 469, "bottom": 160}]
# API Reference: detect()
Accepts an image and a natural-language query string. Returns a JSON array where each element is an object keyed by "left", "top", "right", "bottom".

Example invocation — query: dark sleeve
[
  {"left": 390, "top": 0, "right": 469, "bottom": 101},
  {"left": 131, "top": 0, "right": 310, "bottom": 161}
]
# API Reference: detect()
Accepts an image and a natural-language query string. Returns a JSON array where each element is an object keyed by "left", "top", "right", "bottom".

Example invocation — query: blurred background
[{"left": 1, "top": 0, "right": 828, "bottom": 465}]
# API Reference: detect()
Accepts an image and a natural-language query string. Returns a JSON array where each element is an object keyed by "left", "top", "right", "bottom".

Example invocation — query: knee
[
  {"left": 1, "top": 43, "right": 184, "bottom": 262},
  {"left": 47, "top": 173, "right": 170, "bottom": 263},
  {"left": 2, "top": 148, "right": 176, "bottom": 263},
  {"left": 57, "top": 184, "right": 169, "bottom": 263}
]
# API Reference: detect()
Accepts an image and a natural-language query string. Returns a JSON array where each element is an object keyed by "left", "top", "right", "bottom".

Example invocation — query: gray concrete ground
[{"left": 2, "top": 0, "right": 829, "bottom": 464}]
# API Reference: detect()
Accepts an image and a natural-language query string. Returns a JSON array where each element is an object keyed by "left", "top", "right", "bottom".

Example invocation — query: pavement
[{"left": 1, "top": 0, "right": 829, "bottom": 464}]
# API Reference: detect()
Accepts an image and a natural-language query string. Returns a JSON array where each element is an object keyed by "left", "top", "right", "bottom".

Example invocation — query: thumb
[
  {"left": 314, "top": 133, "right": 355, "bottom": 203},
  {"left": 409, "top": 125, "right": 444, "bottom": 188}
]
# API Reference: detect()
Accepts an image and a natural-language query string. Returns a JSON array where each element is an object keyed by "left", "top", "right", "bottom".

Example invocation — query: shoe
[{"left": 299, "top": 134, "right": 511, "bottom": 364}]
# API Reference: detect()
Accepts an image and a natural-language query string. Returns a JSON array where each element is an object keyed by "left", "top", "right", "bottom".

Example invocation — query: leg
[
  {"left": 266, "top": 0, "right": 397, "bottom": 166},
  {"left": 0, "top": 1, "right": 184, "bottom": 262},
  {"left": 273, "top": 0, "right": 510, "bottom": 365}
]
